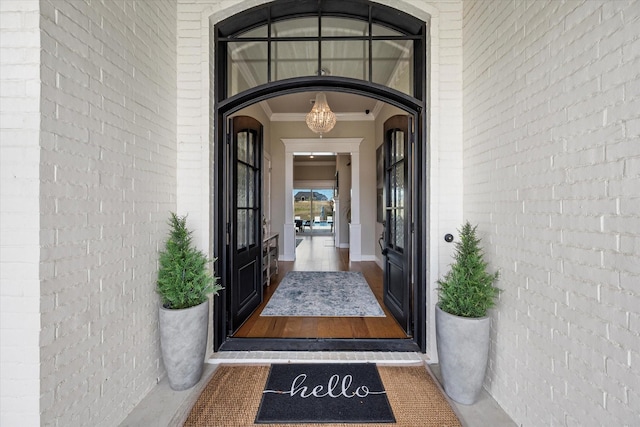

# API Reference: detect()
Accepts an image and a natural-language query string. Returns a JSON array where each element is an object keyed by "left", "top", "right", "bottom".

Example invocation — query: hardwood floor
[{"left": 233, "top": 235, "right": 408, "bottom": 339}]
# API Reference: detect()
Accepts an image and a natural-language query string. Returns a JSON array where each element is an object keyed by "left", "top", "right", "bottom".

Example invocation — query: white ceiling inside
[{"left": 267, "top": 91, "right": 379, "bottom": 115}]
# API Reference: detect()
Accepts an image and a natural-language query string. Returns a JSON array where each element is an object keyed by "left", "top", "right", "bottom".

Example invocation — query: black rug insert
[{"left": 255, "top": 363, "right": 395, "bottom": 424}]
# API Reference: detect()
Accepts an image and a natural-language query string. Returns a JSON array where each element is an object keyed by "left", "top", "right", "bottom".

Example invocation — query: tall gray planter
[
  {"left": 435, "top": 304, "right": 491, "bottom": 405},
  {"left": 159, "top": 300, "right": 209, "bottom": 391}
]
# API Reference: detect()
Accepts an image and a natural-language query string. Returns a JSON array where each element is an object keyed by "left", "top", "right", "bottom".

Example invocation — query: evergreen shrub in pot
[
  {"left": 157, "top": 213, "right": 223, "bottom": 390},
  {"left": 436, "top": 221, "right": 499, "bottom": 404}
]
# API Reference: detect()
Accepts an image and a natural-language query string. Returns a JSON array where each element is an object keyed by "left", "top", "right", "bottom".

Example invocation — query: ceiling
[{"left": 268, "top": 91, "right": 378, "bottom": 115}]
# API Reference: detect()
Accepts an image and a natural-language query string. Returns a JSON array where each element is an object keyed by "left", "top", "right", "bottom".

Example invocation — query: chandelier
[{"left": 306, "top": 92, "right": 337, "bottom": 137}]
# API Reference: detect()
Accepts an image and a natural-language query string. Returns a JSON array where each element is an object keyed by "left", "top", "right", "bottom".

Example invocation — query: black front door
[
  {"left": 228, "top": 116, "right": 263, "bottom": 333},
  {"left": 382, "top": 115, "right": 413, "bottom": 335}
]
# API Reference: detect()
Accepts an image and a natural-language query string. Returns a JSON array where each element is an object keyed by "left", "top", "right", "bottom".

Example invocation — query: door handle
[{"left": 378, "top": 234, "right": 388, "bottom": 256}]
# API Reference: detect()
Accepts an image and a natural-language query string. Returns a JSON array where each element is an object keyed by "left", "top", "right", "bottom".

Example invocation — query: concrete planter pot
[
  {"left": 159, "top": 300, "right": 209, "bottom": 391},
  {"left": 435, "top": 304, "right": 491, "bottom": 405}
]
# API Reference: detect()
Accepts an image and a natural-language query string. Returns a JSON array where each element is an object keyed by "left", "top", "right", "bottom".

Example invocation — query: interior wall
[
  {"left": 336, "top": 154, "right": 352, "bottom": 247},
  {"left": 270, "top": 120, "right": 377, "bottom": 257},
  {"left": 463, "top": 1, "right": 639, "bottom": 425},
  {"left": 38, "top": 1, "right": 178, "bottom": 425},
  {"left": 294, "top": 164, "right": 336, "bottom": 181}
]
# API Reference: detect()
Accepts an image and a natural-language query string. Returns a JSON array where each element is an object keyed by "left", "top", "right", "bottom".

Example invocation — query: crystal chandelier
[{"left": 306, "top": 92, "right": 336, "bottom": 137}]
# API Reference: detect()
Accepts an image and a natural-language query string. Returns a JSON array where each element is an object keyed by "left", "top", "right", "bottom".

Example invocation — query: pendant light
[{"left": 305, "top": 92, "right": 337, "bottom": 137}]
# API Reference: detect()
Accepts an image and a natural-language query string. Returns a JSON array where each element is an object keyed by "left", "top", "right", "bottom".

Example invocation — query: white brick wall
[
  {"left": 38, "top": 1, "right": 177, "bottom": 425},
  {"left": 0, "top": 2, "right": 41, "bottom": 425},
  {"left": 463, "top": 0, "right": 640, "bottom": 425}
]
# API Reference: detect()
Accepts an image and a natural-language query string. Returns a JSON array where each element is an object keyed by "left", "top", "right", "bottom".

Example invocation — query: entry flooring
[
  {"left": 233, "top": 234, "right": 407, "bottom": 339},
  {"left": 121, "top": 354, "right": 517, "bottom": 426},
  {"left": 121, "top": 235, "right": 516, "bottom": 426}
]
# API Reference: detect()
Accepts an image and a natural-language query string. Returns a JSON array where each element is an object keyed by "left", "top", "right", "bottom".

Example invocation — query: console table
[{"left": 263, "top": 233, "right": 279, "bottom": 286}]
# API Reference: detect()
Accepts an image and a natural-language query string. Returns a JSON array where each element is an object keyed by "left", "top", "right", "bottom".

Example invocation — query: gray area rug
[{"left": 261, "top": 271, "right": 385, "bottom": 317}]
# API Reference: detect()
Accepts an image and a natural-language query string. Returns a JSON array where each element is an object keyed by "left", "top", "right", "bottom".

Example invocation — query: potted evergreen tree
[
  {"left": 157, "top": 213, "right": 223, "bottom": 391},
  {"left": 436, "top": 221, "right": 499, "bottom": 404}
]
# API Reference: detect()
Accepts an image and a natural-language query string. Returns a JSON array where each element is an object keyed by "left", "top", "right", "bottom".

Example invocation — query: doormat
[
  {"left": 260, "top": 271, "right": 385, "bottom": 317},
  {"left": 256, "top": 363, "right": 394, "bottom": 424},
  {"left": 183, "top": 364, "right": 462, "bottom": 426}
]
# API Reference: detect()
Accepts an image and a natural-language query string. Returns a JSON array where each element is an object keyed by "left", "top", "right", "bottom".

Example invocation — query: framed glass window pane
[
  {"left": 273, "top": 17, "right": 317, "bottom": 37},
  {"left": 390, "top": 165, "right": 397, "bottom": 209},
  {"left": 227, "top": 42, "right": 268, "bottom": 97},
  {"left": 321, "top": 17, "right": 367, "bottom": 37},
  {"left": 396, "top": 208, "right": 404, "bottom": 250},
  {"left": 247, "top": 131, "right": 255, "bottom": 166},
  {"left": 237, "top": 210, "right": 247, "bottom": 250},
  {"left": 388, "top": 210, "right": 395, "bottom": 246},
  {"left": 322, "top": 40, "right": 368, "bottom": 81},
  {"left": 395, "top": 164, "right": 404, "bottom": 209},
  {"left": 394, "top": 131, "right": 404, "bottom": 162},
  {"left": 248, "top": 168, "right": 255, "bottom": 207},
  {"left": 372, "top": 40, "right": 413, "bottom": 95},
  {"left": 390, "top": 131, "right": 396, "bottom": 163},
  {"left": 236, "top": 24, "right": 268, "bottom": 38},
  {"left": 237, "top": 131, "right": 247, "bottom": 163},
  {"left": 271, "top": 41, "right": 318, "bottom": 81},
  {"left": 248, "top": 210, "right": 255, "bottom": 246},
  {"left": 237, "top": 164, "right": 247, "bottom": 208},
  {"left": 372, "top": 23, "right": 403, "bottom": 37}
]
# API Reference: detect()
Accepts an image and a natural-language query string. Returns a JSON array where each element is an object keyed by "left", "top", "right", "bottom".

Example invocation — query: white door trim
[{"left": 281, "top": 138, "right": 363, "bottom": 261}]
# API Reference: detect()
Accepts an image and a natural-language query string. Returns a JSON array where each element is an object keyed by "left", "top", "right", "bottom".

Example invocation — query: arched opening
[{"left": 212, "top": 0, "right": 428, "bottom": 352}]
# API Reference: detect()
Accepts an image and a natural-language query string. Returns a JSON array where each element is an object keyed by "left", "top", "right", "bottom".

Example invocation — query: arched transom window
[{"left": 215, "top": 0, "right": 426, "bottom": 99}]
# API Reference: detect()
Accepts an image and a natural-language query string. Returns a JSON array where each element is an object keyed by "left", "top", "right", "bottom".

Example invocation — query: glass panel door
[
  {"left": 293, "top": 188, "right": 334, "bottom": 234},
  {"left": 382, "top": 115, "right": 412, "bottom": 335}
]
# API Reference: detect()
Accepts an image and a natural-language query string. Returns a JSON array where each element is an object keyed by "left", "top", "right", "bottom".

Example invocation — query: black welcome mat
[{"left": 255, "top": 363, "right": 395, "bottom": 424}]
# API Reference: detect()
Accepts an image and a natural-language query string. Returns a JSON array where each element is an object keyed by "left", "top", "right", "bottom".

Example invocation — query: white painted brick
[
  {"left": 464, "top": 0, "right": 640, "bottom": 425},
  {"left": 0, "top": 2, "right": 41, "bottom": 426},
  {"left": 2, "top": 0, "right": 180, "bottom": 425}
]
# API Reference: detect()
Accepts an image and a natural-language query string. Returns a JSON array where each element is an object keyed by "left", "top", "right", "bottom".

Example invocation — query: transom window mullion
[{"left": 220, "top": 4, "right": 421, "bottom": 98}]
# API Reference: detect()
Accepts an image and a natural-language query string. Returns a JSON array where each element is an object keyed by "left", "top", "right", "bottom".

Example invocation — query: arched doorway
[{"left": 213, "top": 0, "right": 428, "bottom": 352}]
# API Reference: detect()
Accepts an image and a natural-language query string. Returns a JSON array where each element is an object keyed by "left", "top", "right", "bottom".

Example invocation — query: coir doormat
[
  {"left": 255, "top": 363, "right": 395, "bottom": 424},
  {"left": 183, "top": 364, "right": 462, "bottom": 426}
]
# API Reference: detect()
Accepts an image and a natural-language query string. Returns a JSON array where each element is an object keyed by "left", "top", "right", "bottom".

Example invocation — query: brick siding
[
  {"left": 0, "top": 1, "right": 41, "bottom": 425},
  {"left": 38, "top": 1, "right": 177, "bottom": 425},
  {"left": 463, "top": 1, "right": 640, "bottom": 425}
]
